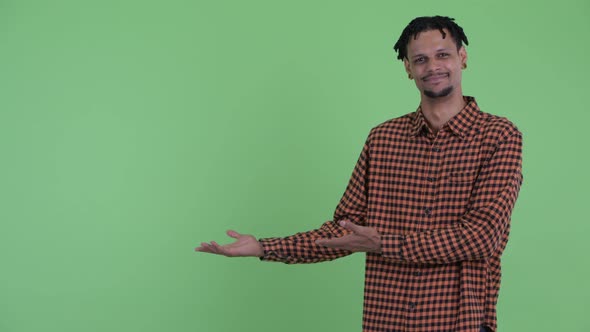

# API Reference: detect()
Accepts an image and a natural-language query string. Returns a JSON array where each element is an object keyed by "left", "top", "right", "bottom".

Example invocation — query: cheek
[
  {"left": 453, "top": 68, "right": 462, "bottom": 81},
  {"left": 410, "top": 67, "right": 422, "bottom": 79}
]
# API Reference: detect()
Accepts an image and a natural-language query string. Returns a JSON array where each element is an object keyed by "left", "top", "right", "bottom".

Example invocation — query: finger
[
  {"left": 197, "top": 242, "right": 214, "bottom": 254},
  {"left": 211, "top": 241, "right": 228, "bottom": 256},
  {"left": 316, "top": 236, "right": 352, "bottom": 249},
  {"left": 227, "top": 230, "right": 241, "bottom": 239},
  {"left": 339, "top": 219, "right": 360, "bottom": 232},
  {"left": 195, "top": 244, "right": 208, "bottom": 252},
  {"left": 317, "top": 238, "right": 342, "bottom": 249},
  {"left": 207, "top": 242, "right": 223, "bottom": 255}
]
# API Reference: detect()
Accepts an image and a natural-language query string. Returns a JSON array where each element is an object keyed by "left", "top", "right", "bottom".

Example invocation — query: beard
[{"left": 424, "top": 85, "right": 454, "bottom": 98}]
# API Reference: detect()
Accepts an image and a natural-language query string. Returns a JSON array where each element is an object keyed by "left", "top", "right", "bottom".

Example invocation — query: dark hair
[{"left": 393, "top": 16, "right": 469, "bottom": 61}]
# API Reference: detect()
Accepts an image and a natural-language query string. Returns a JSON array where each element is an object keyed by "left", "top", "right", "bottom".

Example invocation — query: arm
[
  {"left": 258, "top": 133, "right": 372, "bottom": 264},
  {"left": 380, "top": 131, "right": 523, "bottom": 264}
]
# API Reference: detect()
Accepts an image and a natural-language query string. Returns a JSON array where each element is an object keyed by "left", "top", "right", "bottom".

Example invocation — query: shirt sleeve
[
  {"left": 380, "top": 131, "right": 523, "bottom": 264},
  {"left": 258, "top": 132, "right": 371, "bottom": 264}
]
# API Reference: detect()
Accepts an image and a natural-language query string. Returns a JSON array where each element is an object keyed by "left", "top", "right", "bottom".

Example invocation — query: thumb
[
  {"left": 339, "top": 220, "right": 360, "bottom": 233},
  {"left": 227, "top": 230, "right": 242, "bottom": 239}
]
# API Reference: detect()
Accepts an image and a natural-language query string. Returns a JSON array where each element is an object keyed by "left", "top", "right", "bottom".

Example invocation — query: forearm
[
  {"left": 380, "top": 196, "right": 516, "bottom": 264},
  {"left": 258, "top": 220, "right": 354, "bottom": 264}
]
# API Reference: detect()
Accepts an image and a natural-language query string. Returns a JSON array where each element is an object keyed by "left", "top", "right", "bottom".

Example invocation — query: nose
[{"left": 426, "top": 58, "right": 442, "bottom": 73}]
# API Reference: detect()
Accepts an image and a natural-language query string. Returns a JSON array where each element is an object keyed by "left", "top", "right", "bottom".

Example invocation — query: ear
[
  {"left": 403, "top": 58, "right": 411, "bottom": 75},
  {"left": 458, "top": 46, "right": 468, "bottom": 67}
]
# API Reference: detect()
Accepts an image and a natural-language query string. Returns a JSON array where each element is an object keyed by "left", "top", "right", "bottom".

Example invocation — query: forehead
[{"left": 406, "top": 29, "right": 456, "bottom": 56}]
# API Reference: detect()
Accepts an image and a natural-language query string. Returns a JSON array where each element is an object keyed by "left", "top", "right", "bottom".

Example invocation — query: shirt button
[
  {"left": 424, "top": 208, "right": 432, "bottom": 216},
  {"left": 408, "top": 302, "right": 417, "bottom": 311},
  {"left": 427, "top": 177, "right": 435, "bottom": 182},
  {"left": 413, "top": 271, "right": 422, "bottom": 277},
  {"left": 433, "top": 147, "right": 440, "bottom": 152}
]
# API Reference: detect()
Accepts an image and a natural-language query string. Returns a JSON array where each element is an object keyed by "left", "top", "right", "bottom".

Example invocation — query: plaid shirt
[{"left": 259, "top": 96, "right": 523, "bottom": 332}]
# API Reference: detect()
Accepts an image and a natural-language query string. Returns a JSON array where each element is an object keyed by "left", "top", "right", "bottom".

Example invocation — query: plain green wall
[{"left": 1, "top": 0, "right": 588, "bottom": 331}]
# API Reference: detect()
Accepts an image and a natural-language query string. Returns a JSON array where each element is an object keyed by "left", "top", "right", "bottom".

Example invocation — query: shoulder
[
  {"left": 366, "top": 112, "right": 414, "bottom": 141},
  {"left": 476, "top": 110, "right": 522, "bottom": 143}
]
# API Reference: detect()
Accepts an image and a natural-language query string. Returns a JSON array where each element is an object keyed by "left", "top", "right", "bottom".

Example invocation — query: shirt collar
[{"left": 409, "top": 96, "right": 481, "bottom": 139}]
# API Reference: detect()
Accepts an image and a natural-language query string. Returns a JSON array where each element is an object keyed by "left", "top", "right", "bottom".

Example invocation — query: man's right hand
[{"left": 194, "top": 230, "right": 264, "bottom": 257}]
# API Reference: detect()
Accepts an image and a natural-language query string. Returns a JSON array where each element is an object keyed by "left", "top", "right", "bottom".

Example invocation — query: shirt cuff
[
  {"left": 380, "top": 234, "right": 405, "bottom": 260},
  {"left": 257, "top": 237, "right": 284, "bottom": 262}
]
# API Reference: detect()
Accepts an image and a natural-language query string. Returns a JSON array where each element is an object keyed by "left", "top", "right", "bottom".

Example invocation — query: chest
[{"left": 366, "top": 132, "right": 492, "bottom": 231}]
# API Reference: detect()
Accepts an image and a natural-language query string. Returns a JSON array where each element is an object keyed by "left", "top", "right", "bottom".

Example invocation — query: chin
[{"left": 424, "top": 86, "right": 454, "bottom": 98}]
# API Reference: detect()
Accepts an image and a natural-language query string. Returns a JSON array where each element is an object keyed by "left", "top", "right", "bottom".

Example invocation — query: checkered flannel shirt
[{"left": 258, "top": 96, "right": 523, "bottom": 332}]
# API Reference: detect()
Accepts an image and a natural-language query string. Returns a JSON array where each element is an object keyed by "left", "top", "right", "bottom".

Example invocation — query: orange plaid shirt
[{"left": 259, "top": 96, "right": 523, "bottom": 332}]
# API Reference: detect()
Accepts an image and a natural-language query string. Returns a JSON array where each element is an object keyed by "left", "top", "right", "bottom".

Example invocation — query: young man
[{"left": 196, "top": 16, "right": 523, "bottom": 332}]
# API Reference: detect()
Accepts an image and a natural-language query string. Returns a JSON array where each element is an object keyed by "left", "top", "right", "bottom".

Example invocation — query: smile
[{"left": 423, "top": 73, "right": 449, "bottom": 82}]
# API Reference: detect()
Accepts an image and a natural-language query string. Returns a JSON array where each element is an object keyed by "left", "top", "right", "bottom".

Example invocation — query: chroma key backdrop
[{"left": 0, "top": 0, "right": 588, "bottom": 331}]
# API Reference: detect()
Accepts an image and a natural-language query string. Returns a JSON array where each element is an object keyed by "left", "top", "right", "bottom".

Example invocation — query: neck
[{"left": 419, "top": 90, "right": 466, "bottom": 134}]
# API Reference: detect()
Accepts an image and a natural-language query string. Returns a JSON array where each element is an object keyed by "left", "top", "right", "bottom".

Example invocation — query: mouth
[{"left": 423, "top": 73, "right": 449, "bottom": 83}]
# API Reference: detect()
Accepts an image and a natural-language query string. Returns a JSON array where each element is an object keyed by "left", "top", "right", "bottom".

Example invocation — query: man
[{"left": 196, "top": 16, "right": 523, "bottom": 332}]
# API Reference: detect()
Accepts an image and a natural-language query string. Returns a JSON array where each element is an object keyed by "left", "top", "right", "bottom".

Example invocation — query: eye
[
  {"left": 438, "top": 53, "right": 450, "bottom": 58},
  {"left": 414, "top": 57, "right": 425, "bottom": 64}
]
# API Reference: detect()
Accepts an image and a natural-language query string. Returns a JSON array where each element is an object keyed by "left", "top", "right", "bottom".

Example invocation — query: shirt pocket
[
  {"left": 439, "top": 169, "right": 479, "bottom": 217},
  {"left": 446, "top": 169, "right": 478, "bottom": 183}
]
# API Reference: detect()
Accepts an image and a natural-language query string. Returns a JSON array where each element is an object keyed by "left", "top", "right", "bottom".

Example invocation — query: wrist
[{"left": 256, "top": 241, "right": 264, "bottom": 257}]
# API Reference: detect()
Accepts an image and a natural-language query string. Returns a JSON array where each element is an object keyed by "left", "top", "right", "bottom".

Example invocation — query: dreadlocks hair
[{"left": 393, "top": 16, "right": 469, "bottom": 61}]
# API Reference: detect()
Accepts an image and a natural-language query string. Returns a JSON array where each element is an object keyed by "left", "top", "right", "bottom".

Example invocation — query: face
[{"left": 403, "top": 29, "right": 467, "bottom": 99}]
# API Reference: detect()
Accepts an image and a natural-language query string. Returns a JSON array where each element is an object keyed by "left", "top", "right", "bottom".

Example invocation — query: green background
[{"left": 1, "top": 0, "right": 588, "bottom": 331}]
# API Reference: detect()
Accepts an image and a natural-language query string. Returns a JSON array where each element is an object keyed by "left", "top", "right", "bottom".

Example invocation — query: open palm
[{"left": 195, "top": 230, "right": 264, "bottom": 257}]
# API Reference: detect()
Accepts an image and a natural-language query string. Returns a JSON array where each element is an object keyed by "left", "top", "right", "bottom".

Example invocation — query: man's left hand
[{"left": 315, "top": 220, "right": 382, "bottom": 253}]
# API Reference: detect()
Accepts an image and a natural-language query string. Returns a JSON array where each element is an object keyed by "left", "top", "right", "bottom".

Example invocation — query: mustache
[{"left": 422, "top": 72, "right": 449, "bottom": 80}]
